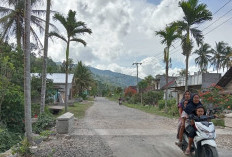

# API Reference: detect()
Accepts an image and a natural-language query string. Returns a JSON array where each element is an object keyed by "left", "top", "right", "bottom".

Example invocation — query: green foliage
[
  {"left": 0, "top": 127, "right": 13, "bottom": 153},
  {"left": 199, "top": 84, "right": 232, "bottom": 110},
  {"left": 73, "top": 61, "right": 94, "bottom": 97},
  {"left": 158, "top": 99, "right": 178, "bottom": 116},
  {"left": 158, "top": 99, "right": 165, "bottom": 110},
  {"left": 31, "top": 54, "right": 60, "bottom": 73},
  {"left": 212, "top": 119, "right": 225, "bottom": 127},
  {"left": 79, "top": 93, "right": 87, "bottom": 100},
  {"left": 1, "top": 85, "right": 24, "bottom": 132},
  {"left": 143, "top": 91, "right": 163, "bottom": 106},
  {"left": 128, "top": 93, "right": 140, "bottom": 104},
  {"left": 0, "top": 126, "right": 22, "bottom": 153},
  {"left": 12, "top": 138, "right": 31, "bottom": 156},
  {"left": 158, "top": 99, "right": 176, "bottom": 109},
  {"left": 33, "top": 113, "right": 55, "bottom": 134},
  {"left": 167, "top": 99, "right": 179, "bottom": 117},
  {"left": 39, "top": 130, "right": 55, "bottom": 139},
  {"left": 138, "top": 80, "right": 148, "bottom": 92},
  {"left": 31, "top": 103, "right": 40, "bottom": 118},
  {"left": 68, "top": 102, "right": 93, "bottom": 119},
  {"left": 31, "top": 76, "right": 56, "bottom": 104}
]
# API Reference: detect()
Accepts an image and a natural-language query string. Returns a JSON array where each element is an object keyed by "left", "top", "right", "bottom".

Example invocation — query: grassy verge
[
  {"left": 54, "top": 100, "right": 94, "bottom": 119},
  {"left": 123, "top": 102, "right": 177, "bottom": 119},
  {"left": 68, "top": 101, "right": 93, "bottom": 118},
  {"left": 212, "top": 119, "right": 225, "bottom": 127}
]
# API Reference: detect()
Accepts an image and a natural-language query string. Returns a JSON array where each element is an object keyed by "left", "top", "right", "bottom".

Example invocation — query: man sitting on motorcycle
[{"left": 184, "top": 94, "right": 203, "bottom": 155}]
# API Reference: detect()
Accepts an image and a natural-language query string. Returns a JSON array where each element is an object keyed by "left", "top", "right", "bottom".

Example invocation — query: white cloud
[{"left": 31, "top": 0, "right": 232, "bottom": 79}]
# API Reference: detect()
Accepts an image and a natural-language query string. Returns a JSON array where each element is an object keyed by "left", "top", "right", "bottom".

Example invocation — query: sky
[{"left": 39, "top": 0, "right": 232, "bottom": 78}]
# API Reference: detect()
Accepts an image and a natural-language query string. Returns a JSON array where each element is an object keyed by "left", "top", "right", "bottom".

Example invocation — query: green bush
[
  {"left": 1, "top": 85, "right": 24, "bottom": 132},
  {"left": 12, "top": 138, "right": 31, "bottom": 156},
  {"left": 33, "top": 113, "right": 55, "bottom": 134},
  {"left": 0, "top": 127, "right": 13, "bottom": 153},
  {"left": 132, "top": 93, "right": 141, "bottom": 104},
  {"left": 0, "top": 126, "right": 22, "bottom": 153},
  {"left": 158, "top": 100, "right": 165, "bottom": 110},
  {"left": 143, "top": 91, "right": 163, "bottom": 106},
  {"left": 158, "top": 99, "right": 177, "bottom": 116},
  {"left": 31, "top": 103, "right": 40, "bottom": 118},
  {"left": 212, "top": 119, "right": 225, "bottom": 127}
]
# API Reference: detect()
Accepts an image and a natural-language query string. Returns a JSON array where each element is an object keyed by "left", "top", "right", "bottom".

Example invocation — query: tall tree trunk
[
  {"left": 185, "top": 28, "right": 190, "bottom": 91},
  {"left": 16, "top": 18, "right": 22, "bottom": 49},
  {"left": 40, "top": 0, "right": 51, "bottom": 114},
  {"left": 141, "top": 92, "right": 143, "bottom": 106},
  {"left": 24, "top": 0, "right": 32, "bottom": 144},
  {"left": 185, "top": 54, "right": 189, "bottom": 91},
  {"left": 64, "top": 40, "right": 70, "bottom": 112},
  {"left": 165, "top": 48, "right": 169, "bottom": 113}
]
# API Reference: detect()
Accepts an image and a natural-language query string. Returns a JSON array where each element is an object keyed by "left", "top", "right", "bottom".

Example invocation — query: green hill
[{"left": 88, "top": 67, "right": 141, "bottom": 87}]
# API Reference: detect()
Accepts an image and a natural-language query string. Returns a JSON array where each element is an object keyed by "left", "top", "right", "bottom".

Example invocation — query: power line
[
  {"left": 204, "top": 15, "right": 232, "bottom": 35},
  {"left": 197, "top": 0, "right": 232, "bottom": 28},
  {"left": 202, "top": 7, "right": 232, "bottom": 31},
  {"left": 213, "top": 0, "right": 232, "bottom": 15}
]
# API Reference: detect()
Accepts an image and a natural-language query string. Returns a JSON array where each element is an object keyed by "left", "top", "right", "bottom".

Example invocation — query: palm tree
[
  {"left": 144, "top": 75, "right": 155, "bottom": 86},
  {"left": 221, "top": 46, "right": 232, "bottom": 71},
  {"left": 155, "top": 24, "right": 179, "bottom": 112},
  {"left": 0, "top": 0, "right": 56, "bottom": 48},
  {"left": 193, "top": 43, "right": 212, "bottom": 73},
  {"left": 24, "top": 0, "right": 32, "bottom": 144},
  {"left": 176, "top": 0, "right": 212, "bottom": 90},
  {"left": 49, "top": 10, "right": 92, "bottom": 112},
  {"left": 210, "top": 41, "right": 227, "bottom": 73},
  {"left": 73, "top": 61, "right": 93, "bottom": 97},
  {"left": 40, "top": 0, "right": 51, "bottom": 114},
  {"left": 178, "top": 69, "right": 187, "bottom": 76},
  {"left": 60, "top": 58, "right": 75, "bottom": 73}
]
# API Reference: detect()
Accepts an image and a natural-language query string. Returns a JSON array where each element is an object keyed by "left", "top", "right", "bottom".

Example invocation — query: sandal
[
  {"left": 175, "top": 141, "right": 182, "bottom": 147},
  {"left": 185, "top": 148, "right": 190, "bottom": 155}
]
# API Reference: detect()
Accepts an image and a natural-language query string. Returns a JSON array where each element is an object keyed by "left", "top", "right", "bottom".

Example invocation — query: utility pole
[{"left": 133, "top": 62, "right": 142, "bottom": 92}]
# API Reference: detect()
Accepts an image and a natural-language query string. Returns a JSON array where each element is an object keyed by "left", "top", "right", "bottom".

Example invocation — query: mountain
[{"left": 88, "top": 67, "right": 141, "bottom": 87}]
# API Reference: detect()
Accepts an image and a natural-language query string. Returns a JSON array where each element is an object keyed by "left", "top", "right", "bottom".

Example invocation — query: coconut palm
[
  {"left": 144, "top": 75, "right": 155, "bottom": 86},
  {"left": 176, "top": 0, "right": 212, "bottom": 90},
  {"left": 210, "top": 41, "right": 228, "bottom": 73},
  {"left": 193, "top": 43, "right": 212, "bottom": 73},
  {"left": 73, "top": 61, "right": 93, "bottom": 97},
  {"left": 155, "top": 24, "right": 179, "bottom": 112},
  {"left": 0, "top": 0, "right": 56, "bottom": 48},
  {"left": 221, "top": 46, "right": 232, "bottom": 71},
  {"left": 49, "top": 10, "right": 92, "bottom": 112}
]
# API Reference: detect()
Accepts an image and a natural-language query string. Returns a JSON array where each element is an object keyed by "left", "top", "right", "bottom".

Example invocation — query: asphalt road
[{"left": 72, "top": 97, "right": 232, "bottom": 157}]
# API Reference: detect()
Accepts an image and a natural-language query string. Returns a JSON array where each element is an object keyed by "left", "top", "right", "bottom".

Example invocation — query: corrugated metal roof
[{"left": 31, "top": 73, "right": 74, "bottom": 84}]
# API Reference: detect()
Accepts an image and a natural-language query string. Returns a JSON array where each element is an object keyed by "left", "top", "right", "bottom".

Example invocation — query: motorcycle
[
  {"left": 180, "top": 115, "right": 218, "bottom": 157},
  {"left": 118, "top": 98, "right": 122, "bottom": 105}
]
